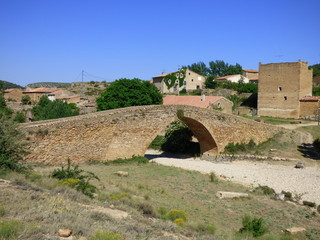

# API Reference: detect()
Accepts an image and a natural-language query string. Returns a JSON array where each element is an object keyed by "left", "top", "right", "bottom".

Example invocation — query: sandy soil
[{"left": 146, "top": 150, "right": 320, "bottom": 204}]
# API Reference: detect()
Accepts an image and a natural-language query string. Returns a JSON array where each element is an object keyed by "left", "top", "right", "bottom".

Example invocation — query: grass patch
[
  {"left": 0, "top": 220, "right": 24, "bottom": 240},
  {"left": 104, "top": 156, "right": 149, "bottom": 165},
  {"left": 298, "top": 126, "right": 320, "bottom": 139},
  {"left": 148, "top": 135, "right": 165, "bottom": 150},
  {"left": 240, "top": 115, "right": 305, "bottom": 125}
]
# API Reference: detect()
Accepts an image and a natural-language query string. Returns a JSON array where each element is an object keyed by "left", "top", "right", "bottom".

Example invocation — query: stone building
[
  {"left": 215, "top": 74, "right": 250, "bottom": 83},
  {"left": 23, "top": 88, "right": 59, "bottom": 103},
  {"left": 152, "top": 69, "right": 206, "bottom": 93},
  {"left": 299, "top": 96, "right": 320, "bottom": 119},
  {"left": 258, "top": 60, "right": 313, "bottom": 119},
  {"left": 4, "top": 88, "right": 23, "bottom": 102},
  {"left": 243, "top": 69, "right": 259, "bottom": 83},
  {"left": 163, "top": 95, "right": 233, "bottom": 114}
]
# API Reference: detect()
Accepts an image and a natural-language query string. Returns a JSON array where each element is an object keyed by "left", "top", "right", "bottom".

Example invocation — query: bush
[
  {"left": 303, "top": 201, "right": 316, "bottom": 208},
  {"left": 0, "top": 220, "right": 24, "bottom": 239},
  {"left": 108, "top": 192, "right": 131, "bottom": 201},
  {"left": 21, "top": 95, "right": 31, "bottom": 105},
  {"left": 137, "top": 203, "right": 155, "bottom": 216},
  {"left": 239, "top": 215, "right": 268, "bottom": 237},
  {"left": 313, "top": 138, "right": 320, "bottom": 151},
  {"left": 195, "top": 224, "right": 217, "bottom": 235},
  {"left": 0, "top": 117, "right": 28, "bottom": 172},
  {"left": 174, "top": 218, "right": 185, "bottom": 227},
  {"left": 0, "top": 206, "right": 5, "bottom": 217},
  {"left": 89, "top": 230, "right": 124, "bottom": 240},
  {"left": 13, "top": 111, "right": 26, "bottom": 123},
  {"left": 105, "top": 156, "right": 149, "bottom": 165},
  {"left": 32, "top": 95, "right": 79, "bottom": 121},
  {"left": 224, "top": 139, "right": 256, "bottom": 154},
  {"left": 166, "top": 209, "right": 188, "bottom": 222},
  {"left": 253, "top": 185, "right": 276, "bottom": 195},
  {"left": 51, "top": 159, "right": 99, "bottom": 198},
  {"left": 209, "top": 172, "right": 219, "bottom": 183}
]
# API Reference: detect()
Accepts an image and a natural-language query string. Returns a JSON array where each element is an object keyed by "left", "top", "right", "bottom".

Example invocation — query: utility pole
[{"left": 81, "top": 70, "right": 84, "bottom": 97}]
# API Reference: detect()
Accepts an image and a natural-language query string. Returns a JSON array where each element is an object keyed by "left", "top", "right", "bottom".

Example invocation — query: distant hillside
[
  {"left": 0, "top": 80, "right": 23, "bottom": 89},
  {"left": 310, "top": 64, "right": 320, "bottom": 77},
  {"left": 26, "top": 82, "right": 72, "bottom": 88}
]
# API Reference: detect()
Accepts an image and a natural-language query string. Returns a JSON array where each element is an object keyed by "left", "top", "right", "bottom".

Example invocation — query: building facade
[
  {"left": 152, "top": 69, "right": 206, "bottom": 93},
  {"left": 258, "top": 60, "right": 313, "bottom": 119}
]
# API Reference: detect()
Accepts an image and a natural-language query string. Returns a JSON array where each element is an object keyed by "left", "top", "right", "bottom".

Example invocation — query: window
[
  {"left": 183, "top": 81, "right": 186, "bottom": 86},
  {"left": 188, "top": 72, "right": 191, "bottom": 75},
  {"left": 278, "top": 87, "right": 282, "bottom": 92},
  {"left": 284, "top": 96, "right": 287, "bottom": 100},
  {"left": 191, "top": 79, "right": 194, "bottom": 82},
  {"left": 196, "top": 85, "right": 200, "bottom": 89}
]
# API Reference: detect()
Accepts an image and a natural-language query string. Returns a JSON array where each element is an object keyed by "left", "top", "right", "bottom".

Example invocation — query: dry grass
[{"left": 0, "top": 161, "right": 319, "bottom": 239}]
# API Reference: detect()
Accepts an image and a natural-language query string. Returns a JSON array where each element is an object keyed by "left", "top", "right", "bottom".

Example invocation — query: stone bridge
[{"left": 21, "top": 105, "right": 280, "bottom": 165}]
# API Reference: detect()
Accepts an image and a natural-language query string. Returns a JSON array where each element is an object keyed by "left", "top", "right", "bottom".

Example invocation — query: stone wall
[{"left": 20, "top": 105, "right": 281, "bottom": 165}]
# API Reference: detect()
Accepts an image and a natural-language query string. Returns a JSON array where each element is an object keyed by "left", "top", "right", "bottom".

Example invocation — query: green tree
[
  {"left": 183, "top": 61, "right": 209, "bottom": 76},
  {"left": 208, "top": 60, "right": 242, "bottom": 77},
  {"left": 32, "top": 96, "right": 79, "bottom": 121},
  {"left": 204, "top": 75, "right": 218, "bottom": 89},
  {"left": 310, "top": 64, "right": 320, "bottom": 77},
  {"left": 0, "top": 83, "right": 13, "bottom": 118},
  {"left": 96, "top": 78, "right": 162, "bottom": 111},
  {"left": 0, "top": 116, "right": 28, "bottom": 172}
]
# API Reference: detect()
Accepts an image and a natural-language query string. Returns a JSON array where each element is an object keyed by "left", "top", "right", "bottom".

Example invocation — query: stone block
[{"left": 216, "top": 191, "right": 249, "bottom": 199}]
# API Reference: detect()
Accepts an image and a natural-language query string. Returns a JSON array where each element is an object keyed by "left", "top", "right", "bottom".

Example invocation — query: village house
[
  {"left": 4, "top": 88, "right": 24, "bottom": 102},
  {"left": 163, "top": 95, "right": 233, "bottom": 114},
  {"left": 299, "top": 96, "right": 320, "bottom": 119},
  {"left": 243, "top": 69, "right": 259, "bottom": 84},
  {"left": 258, "top": 60, "right": 313, "bottom": 119},
  {"left": 152, "top": 69, "right": 206, "bottom": 93},
  {"left": 214, "top": 74, "right": 250, "bottom": 83},
  {"left": 23, "top": 88, "right": 59, "bottom": 103},
  {"left": 47, "top": 89, "right": 80, "bottom": 104}
]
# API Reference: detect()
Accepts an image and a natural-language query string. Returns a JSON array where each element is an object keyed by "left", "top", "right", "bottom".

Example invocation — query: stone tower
[{"left": 258, "top": 60, "right": 313, "bottom": 118}]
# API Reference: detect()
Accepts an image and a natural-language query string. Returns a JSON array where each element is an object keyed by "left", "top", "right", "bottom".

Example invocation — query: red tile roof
[
  {"left": 300, "top": 96, "right": 320, "bottom": 102},
  {"left": 163, "top": 95, "right": 228, "bottom": 108}
]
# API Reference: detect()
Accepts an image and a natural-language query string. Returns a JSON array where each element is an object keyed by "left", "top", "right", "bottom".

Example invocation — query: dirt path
[
  {"left": 278, "top": 121, "right": 318, "bottom": 130},
  {"left": 146, "top": 150, "right": 320, "bottom": 205}
]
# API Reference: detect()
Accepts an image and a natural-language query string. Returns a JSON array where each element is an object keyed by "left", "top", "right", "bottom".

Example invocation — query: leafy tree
[
  {"left": 204, "top": 75, "right": 218, "bottom": 89},
  {"left": 208, "top": 60, "right": 242, "bottom": 77},
  {"left": 0, "top": 116, "right": 28, "bottom": 172},
  {"left": 96, "top": 78, "right": 162, "bottom": 111},
  {"left": 183, "top": 61, "right": 209, "bottom": 76},
  {"left": 0, "top": 83, "right": 13, "bottom": 118},
  {"left": 313, "top": 86, "right": 320, "bottom": 96},
  {"left": 32, "top": 96, "right": 79, "bottom": 121}
]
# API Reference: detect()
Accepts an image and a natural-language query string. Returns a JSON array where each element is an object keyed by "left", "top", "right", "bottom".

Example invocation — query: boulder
[
  {"left": 58, "top": 229, "right": 72, "bottom": 238},
  {"left": 216, "top": 191, "right": 249, "bottom": 199},
  {"left": 285, "top": 227, "right": 306, "bottom": 235},
  {"left": 114, "top": 171, "right": 129, "bottom": 177},
  {"left": 295, "top": 162, "right": 305, "bottom": 169}
]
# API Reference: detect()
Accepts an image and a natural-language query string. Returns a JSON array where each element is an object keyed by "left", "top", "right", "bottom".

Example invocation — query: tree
[
  {"left": 0, "top": 116, "right": 28, "bottom": 172},
  {"left": 310, "top": 64, "right": 320, "bottom": 77},
  {"left": 208, "top": 60, "right": 242, "bottom": 77},
  {"left": 96, "top": 78, "right": 162, "bottom": 111},
  {"left": 183, "top": 61, "right": 209, "bottom": 76},
  {"left": 32, "top": 96, "right": 79, "bottom": 121},
  {"left": 204, "top": 75, "right": 218, "bottom": 89}
]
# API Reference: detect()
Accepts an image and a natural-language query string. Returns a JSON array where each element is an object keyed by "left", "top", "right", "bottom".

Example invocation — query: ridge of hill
[
  {"left": 26, "top": 82, "right": 72, "bottom": 88},
  {"left": 0, "top": 80, "right": 23, "bottom": 89}
]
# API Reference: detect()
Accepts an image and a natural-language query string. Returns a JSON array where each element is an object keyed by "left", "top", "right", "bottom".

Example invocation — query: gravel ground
[{"left": 146, "top": 150, "right": 320, "bottom": 204}]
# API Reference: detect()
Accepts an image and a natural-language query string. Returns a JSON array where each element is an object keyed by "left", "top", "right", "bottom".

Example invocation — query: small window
[
  {"left": 183, "top": 81, "right": 186, "bottom": 86},
  {"left": 196, "top": 85, "right": 200, "bottom": 89},
  {"left": 188, "top": 73, "right": 191, "bottom": 75},
  {"left": 284, "top": 96, "right": 287, "bottom": 100},
  {"left": 278, "top": 87, "right": 282, "bottom": 91},
  {"left": 191, "top": 79, "right": 194, "bottom": 82}
]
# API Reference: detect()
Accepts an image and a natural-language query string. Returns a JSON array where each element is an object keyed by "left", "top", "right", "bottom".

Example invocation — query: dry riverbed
[{"left": 146, "top": 150, "right": 320, "bottom": 205}]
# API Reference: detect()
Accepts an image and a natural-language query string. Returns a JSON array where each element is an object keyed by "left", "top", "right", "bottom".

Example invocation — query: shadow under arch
[{"left": 180, "top": 116, "right": 219, "bottom": 156}]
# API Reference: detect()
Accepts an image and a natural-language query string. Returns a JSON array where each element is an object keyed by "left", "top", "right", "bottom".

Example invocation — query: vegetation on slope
[
  {"left": 0, "top": 80, "right": 23, "bottom": 89},
  {"left": 26, "top": 82, "right": 72, "bottom": 88}
]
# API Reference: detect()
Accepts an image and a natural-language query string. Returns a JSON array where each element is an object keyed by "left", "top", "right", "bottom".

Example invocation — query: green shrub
[
  {"left": 174, "top": 218, "right": 185, "bottom": 227},
  {"left": 239, "top": 215, "right": 268, "bottom": 237},
  {"left": 0, "top": 220, "right": 24, "bottom": 239},
  {"left": 281, "top": 191, "right": 293, "bottom": 200},
  {"left": 156, "top": 206, "right": 168, "bottom": 217},
  {"left": 148, "top": 135, "right": 165, "bottom": 150},
  {"left": 89, "top": 230, "right": 123, "bottom": 240},
  {"left": 105, "top": 156, "right": 148, "bottom": 165},
  {"left": 21, "top": 95, "right": 31, "bottom": 105},
  {"left": 195, "top": 224, "right": 217, "bottom": 235},
  {"left": 51, "top": 159, "right": 99, "bottom": 198},
  {"left": 108, "top": 192, "right": 131, "bottom": 201},
  {"left": 303, "top": 201, "right": 316, "bottom": 208},
  {"left": 253, "top": 185, "right": 275, "bottom": 195},
  {"left": 224, "top": 139, "right": 256, "bottom": 154},
  {"left": 166, "top": 209, "right": 188, "bottom": 222},
  {"left": 209, "top": 172, "right": 219, "bottom": 183},
  {"left": 13, "top": 111, "right": 25, "bottom": 123},
  {"left": 137, "top": 203, "right": 155, "bottom": 216},
  {"left": 0, "top": 206, "right": 5, "bottom": 217}
]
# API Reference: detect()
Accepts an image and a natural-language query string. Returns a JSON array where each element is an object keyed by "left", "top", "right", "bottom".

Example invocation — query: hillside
[
  {"left": 0, "top": 80, "right": 23, "bottom": 89},
  {"left": 26, "top": 82, "right": 72, "bottom": 88}
]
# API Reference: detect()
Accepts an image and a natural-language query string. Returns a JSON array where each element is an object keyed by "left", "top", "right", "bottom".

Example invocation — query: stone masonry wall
[{"left": 21, "top": 105, "right": 281, "bottom": 165}]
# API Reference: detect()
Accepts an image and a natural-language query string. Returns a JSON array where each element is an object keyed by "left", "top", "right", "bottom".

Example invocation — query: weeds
[
  {"left": 89, "top": 230, "right": 124, "bottom": 240},
  {"left": 253, "top": 185, "right": 275, "bottom": 196},
  {"left": 303, "top": 201, "right": 316, "bottom": 208},
  {"left": 166, "top": 209, "right": 188, "bottom": 222},
  {"left": 239, "top": 215, "right": 268, "bottom": 237},
  {"left": 0, "top": 206, "right": 5, "bottom": 217},
  {"left": 0, "top": 220, "right": 24, "bottom": 240},
  {"left": 51, "top": 159, "right": 99, "bottom": 198},
  {"left": 224, "top": 139, "right": 256, "bottom": 154},
  {"left": 209, "top": 172, "right": 219, "bottom": 183},
  {"left": 194, "top": 223, "right": 216, "bottom": 235},
  {"left": 104, "top": 156, "right": 148, "bottom": 165}
]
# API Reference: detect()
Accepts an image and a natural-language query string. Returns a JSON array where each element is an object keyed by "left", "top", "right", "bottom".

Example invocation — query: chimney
[{"left": 201, "top": 94, "right": 206, "bottom": 102}]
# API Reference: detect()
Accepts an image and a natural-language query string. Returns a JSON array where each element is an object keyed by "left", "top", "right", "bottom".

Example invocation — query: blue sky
[{"left": 1, "top": 0, "right": 319, "bottom": 86}]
